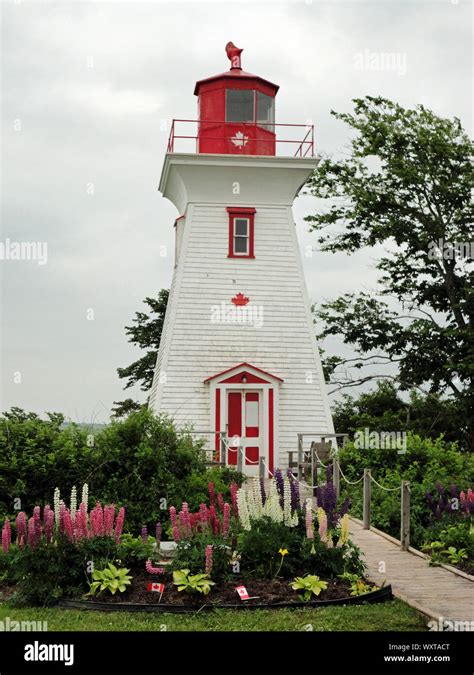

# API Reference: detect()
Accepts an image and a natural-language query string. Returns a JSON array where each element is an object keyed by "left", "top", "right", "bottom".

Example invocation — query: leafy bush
[
  {"left": 172, "top": 569, "right": 214, "bottom": 595},
  {"left": 171, "top": 536, "right": 231, "bottom": 583},
  {"left": 290, "top": 575, "right": 328, "bottom": 601},
  {"left": 87, "top": 563, "right": 132, "bottom": 596}
]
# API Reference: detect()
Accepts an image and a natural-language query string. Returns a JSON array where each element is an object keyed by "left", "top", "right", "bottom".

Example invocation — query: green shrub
[{"left": 171, "top": 536, "right": 231, "bottom": 583}]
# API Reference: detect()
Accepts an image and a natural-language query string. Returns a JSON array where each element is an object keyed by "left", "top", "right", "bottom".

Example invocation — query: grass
[{"left": 0, "top": 599, "right": 427, "bottom": 631}]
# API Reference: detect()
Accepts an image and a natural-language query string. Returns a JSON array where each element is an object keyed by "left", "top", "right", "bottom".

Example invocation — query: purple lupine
[
  {"left": 259, "top": 477, "right": 267, "bottom": 506},
  {"left": 16, "top": 512, "right": 26, "bottom": 548},
  {"left": 274, "top": 469, "right": 284, "bottom": 501},
  {"left": 114, "top": 507, "right": 125, "bottom": 544},
  {"left": 340, "top": 496, "right": 350, "bottom": 516},
  {"left": 155, "top": 522, "right": 162, "bottom": 545},
  {"left": 141, "top": 525, "right": 148, "bottom": 542},
  {"left": 287, "top": 469, "right": 300, "bottom": 511},
  {"left": 205, "top": 544, "right": 213, "bottom": 575},
  {"left": 317, "top": 479, "right": 338, "bottom": 529},
  {"left": 222, "top": 502, "right": 231, "bottom": 538},
  {"left": 2, "top": 518, "right": 11, "bottom": 553}
]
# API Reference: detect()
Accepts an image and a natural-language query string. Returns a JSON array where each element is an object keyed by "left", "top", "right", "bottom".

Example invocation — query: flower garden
[{"left": 0, "top": 468, "right": 390, "bottom": 610}]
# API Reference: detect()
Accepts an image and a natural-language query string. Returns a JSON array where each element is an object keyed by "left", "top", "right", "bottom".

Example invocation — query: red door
[{"left": 227, "top": 390, "right": 261, "bottom": 474}]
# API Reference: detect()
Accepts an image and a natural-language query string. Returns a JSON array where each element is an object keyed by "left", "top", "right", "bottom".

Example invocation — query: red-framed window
[{"left": 227, "top": 207, "right": 256, "bottom": 258}]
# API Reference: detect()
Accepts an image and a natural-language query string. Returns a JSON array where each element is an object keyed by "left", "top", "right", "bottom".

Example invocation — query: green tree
[
  {"left": 113, "top": 289, "right": 169, "bottom": 416},
  {"left": 305, "top": 97, "right": 473, "bottom": 445}
]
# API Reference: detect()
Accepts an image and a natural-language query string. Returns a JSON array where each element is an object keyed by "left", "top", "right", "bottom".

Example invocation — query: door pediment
[{"left": 204, "top": 362, "right": 283, "bottom": 385}]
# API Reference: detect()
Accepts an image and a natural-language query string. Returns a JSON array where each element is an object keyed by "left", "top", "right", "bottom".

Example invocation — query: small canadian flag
[
  {"left": 148, "top": 583, "right": 164, "bottom": 593},
  {"left": 235, "top": 585, "right": 250, "bottom": 600}
]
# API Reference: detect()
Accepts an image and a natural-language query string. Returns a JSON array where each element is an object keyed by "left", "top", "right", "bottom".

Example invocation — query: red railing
[{"left": 166, "top": 119, "right": 314, "bottom": 158}]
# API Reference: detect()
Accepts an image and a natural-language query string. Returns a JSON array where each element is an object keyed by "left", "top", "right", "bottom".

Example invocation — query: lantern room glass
[
  {"left": 256, "top": 92, "right": 275, "bottom": 130},
  {"left": 226, "top": 90, "right": 254, "bottom": 123}
]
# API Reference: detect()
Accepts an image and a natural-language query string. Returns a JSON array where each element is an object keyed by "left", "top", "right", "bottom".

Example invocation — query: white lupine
[
  {"left": 246, "top": 486, "right": 257, "bottom": 519},
  {"left": 251, "top": 478, "right": 263, "bottom": 518},
  {"left": 53, "top": 487, "right": 61, "bottom": 526},
  {"left": 81, "top": 483, "right": 89, "bottom": 512},
  {"left": 264, "top": 482, "right": 284, "bottom": 523},
  {"left": 70, "top": 485, "right": 77, "bottom": 518},
  {"left": 237, "top": 489, "right": 251, "bottom": 531},
  {"left": 283, "top": 477, "right": 292, "bottom": 526}
]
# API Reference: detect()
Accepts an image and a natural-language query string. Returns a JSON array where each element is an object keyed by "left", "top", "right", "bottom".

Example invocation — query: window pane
[
  {"left": 235, "top": 218, "right": 249, "bottom": 236},
  {"left": 246, "top": 400, "right": 259, "bottom": 427},
  {"left": 234, "top": 237, "right": 248, "bottom": 254},
  {"left": 226, "top": 90, "right": 255, "bottom": 123},
  {"left": 257, "top": 92, "right": 275, "bottom": 130}
]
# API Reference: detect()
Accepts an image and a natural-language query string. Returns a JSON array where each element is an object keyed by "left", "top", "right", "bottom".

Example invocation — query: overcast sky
[{"left": 1, "top": 0, "right": 472, "bottom": 423}]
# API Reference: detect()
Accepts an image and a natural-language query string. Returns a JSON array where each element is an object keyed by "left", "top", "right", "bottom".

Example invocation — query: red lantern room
[{"left": 194, "top": 42, "right": 279, "bottom": 156}]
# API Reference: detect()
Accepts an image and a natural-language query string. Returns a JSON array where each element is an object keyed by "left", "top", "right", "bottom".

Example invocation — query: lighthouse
[{"left": 149, "top": 43, "right": 335, "bottom": 476}]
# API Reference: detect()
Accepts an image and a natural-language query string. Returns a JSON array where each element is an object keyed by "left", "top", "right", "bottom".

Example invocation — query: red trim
[
  {"left": 227, "top": 207, "right": 256, "bottom": 259},
  {"left": 204, "top": 361, "right": 284, "bottom": 384},
  {"left": 221, "top": 372, "right": 268, "bottom": 384},
  {"left": 268, "top": 388, "right": 274, "bottom": 477},
  {"left": 215, "top": 388, "right": 221, "bottom": 462}
]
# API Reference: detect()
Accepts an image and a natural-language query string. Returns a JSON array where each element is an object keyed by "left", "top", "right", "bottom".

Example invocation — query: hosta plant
[
  {"left": 87, "top": 563, "right": 132, "bottom": 596},
  {"left": 290, "top": 575, "right": 328, "bottom": 602},
  {"left": 442, "top": 546, "right": 468, "bottom": 565},
  {"left": 339, "top": 572, "right": 377, "bottom": 596},
  {"left": 172, "top": 569, "right": 215, "bottom": 596}
]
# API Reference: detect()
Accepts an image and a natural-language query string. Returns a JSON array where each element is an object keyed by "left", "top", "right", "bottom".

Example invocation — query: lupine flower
[
  {"left": 141, "top": 525, "right": 148, "bottom": 542},
  {"left": 63, "top": 509, "right": 74, "bottom": 541},
  {"left": 77, "top": 502, "right": 89, "bottom": 539},
  {"left": 169, "top": 506, "right": 180, "bottom": 542},
  {"left": 230, "top": 482, "right": 239, "bottom": 517},
  {"left": 205, "top": 544, "right": 213, "bottom": 575},
  {"left": 59, "top": 502, "right": 67, "bottom": 535},
  {"left": 259, "top": 477, "right": 267, "bottom": 505},
  {"left": 209, "top": 506, "right": 219, "bottom": 536},
  {"left": 222, "top": 502, "right": 231, "bottom": 538},
  {"left": 237, "top": 490, "right": 251, "bottom": 531},
  {"left": 28, "top": 517, "right": 39, "bottom": 549},
  {"left": 1, "top": 518, "right": 11, "bottom": 554},
  {"left": 155, "top": 522, "right": 162, "bottom": 545},
  {"left": 287, "top": 470, "right": 300, "bottom": 511},
  {"left": 15, "top": 512, "right": 26, "bottom": 547},
  {"left": 33, "top": 506, "right": 42, "bottom": 543},
  {"left": 103, "top": 505, "right": 115, "bottom": 536},
  {"left": 81, "top": 483, "right": 89, "bottom": 511},
  {"left": 305, "top": 499, "right": 314, "bottom": 540},
  {"left": 208, "top": 482, "right": 215, "bottom": 507},
  {"left": 44, "top": 508, "right": 54, "bottom": 544},
  {"left": 180, "top": 502, "right": 192, "bottom": 538},
  {"left": 90, "top": 502, "right": 104, "bottom": 536},
  {"left": 70, "top": 485, "right": 77, "bottom": 518},
  {"left": 53, "top": 488, "right": 61, "bottom": 526},
  {"left": 318, "top": 507, "right": 328, "bottom": 544},
  {"left": 114, "top": 507, "right": 125, "bottom": 543},
  {"left": 145, "top": 559, "right": 165, "bottom": 575},
  {"left": 274, "top": 469, "right": 284, "bottom": 504},
  {"left": 337, "top": 513, "right": 350, "bottom": 547},
  {"left": 217, "top": 492, "right": 224, "bottom": 513}
]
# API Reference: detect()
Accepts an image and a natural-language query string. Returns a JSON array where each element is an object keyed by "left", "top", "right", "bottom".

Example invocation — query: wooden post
[
  {"left": 259, "top": 457, "right": 265, "bottom": 479},
  {"left": 297, "top": 434, "right": 303, "bottom": 481},
  {"left": 333, "top": 455, "right": 340, "bottom": 500},
  {"left": 401, "top": 480, "right": 410, "bottom": 550},
  {"left": 237, "top": 446, "right": 243, "bottom": 474},
  {"left": 220, "top": 433, "right": 226, "bottom": 465},
  {"left": 363, "top": 469, "right": 371, "bottom": 530}
]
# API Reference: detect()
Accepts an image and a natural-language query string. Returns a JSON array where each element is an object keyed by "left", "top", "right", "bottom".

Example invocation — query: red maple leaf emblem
[{"left": 231, "top": 293, "right": 250, "bottom": 306}]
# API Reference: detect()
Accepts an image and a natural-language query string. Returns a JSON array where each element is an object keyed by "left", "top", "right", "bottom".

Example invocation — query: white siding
[{"left": 149, "top": 192, "right": 334, "bottom": 467}]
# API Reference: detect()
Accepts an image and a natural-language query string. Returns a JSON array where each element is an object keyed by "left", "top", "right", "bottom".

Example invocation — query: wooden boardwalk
[
  {"left": 243, "top": 478, "right": 473, "bottom": 624},
  {"left": 349, "top": 518, "right": 473, "bottom": 624}
]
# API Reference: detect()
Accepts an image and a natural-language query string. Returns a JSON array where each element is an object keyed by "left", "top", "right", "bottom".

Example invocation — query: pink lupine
[
  {"left": 230, "top": 482, "right": 239, "bottom": 517},
  {"left": 217, "top": 492, "right": 224, "bottom": 513},
  {"left": 181, "top": 503, "right": 192, "bottom": 538},
  {"left": 77, "top": 502, "right": 89, "bottom": 539},
  {"left": 222, "top": 503, "right": 231, "bottom": 538},
  {"left": 44, "top": 509, "right": 54, "bottom": 544},
  {"left": 15, "top": 512, "right": 26, "bottom": 547},
  {"left": 2, "top": 518, "right": 11, "bottom": 553},
  {"left": 104, "top": 505, "right": 115, "bottom": 536},
  {"left": 27, "top": 517, "right": 39, "bottom": 549},
  {"left": 145, "top": 559, "right": 165, "bottom": 575},
  {"left": 59, "top": 502, "right": 67, "bottom": 536},
  {"left": 305, "top": 502, "right": 314, "bottom": 540},
  {"left": 205, "top": 544, "right": 213, "bottom": 575},
  {"left": 199, "top": 503, "right": 209, "bottom": 524},
  {"left": 90, "top": 502, "right": 104, "bottom": 536},
  {"left": 169, "top": 506, "right": 181, "bottom": 542},
  {"left": 33, "top": 505, "right": 42, "bottom": 543},
  {"left": 63, "top": 509, "right": 74, "bottom": 541},
  {"left": 114, "top": 506, "right": 125, "bottom": 543},
  {"left": 208, "top": 482, "right": 215, "bottom": 507}
]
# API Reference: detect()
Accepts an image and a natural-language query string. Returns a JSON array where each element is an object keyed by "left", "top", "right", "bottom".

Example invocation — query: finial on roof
[{"left": 225, "top": 42, "right": 243, "bottom": 70}]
